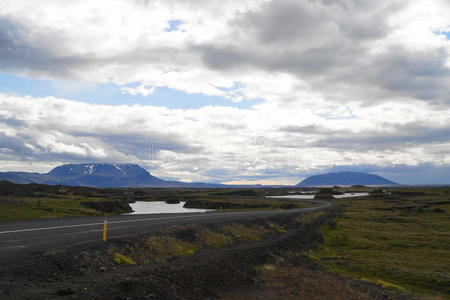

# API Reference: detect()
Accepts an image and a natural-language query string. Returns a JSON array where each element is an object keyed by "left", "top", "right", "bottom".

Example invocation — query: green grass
[
  {"left": 0, "top": 195, "right": 114, "bottom": 220},
  {"left": 197, "top": 229, "right": 233, "bottom": 248},
  {"left": 113, "top": 253, "right": 137, "bottom": 265},
  {"left": 0, "top": 184, "right": 315, "bottom": 221},
  {"left": 223, "top": 224, "right": 268, "bottom": 242},
  {"left": 267, "top": 222, "right": 288, "bottom": 233},
  {"left": 183, "top": 196, "right": 312, "bottom": 211},
  {"left": 143, "top": 236, "right": 199, "bottom": 262},
  {"left": 309, "top": 188, "right": 450, "bottom": 299},
  {"left": 0, "top": 195, "right": 309, "bottom": 221}
]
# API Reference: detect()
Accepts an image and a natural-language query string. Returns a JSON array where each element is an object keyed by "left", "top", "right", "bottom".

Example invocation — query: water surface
[
  {"left": 267, "top": 192, "right": 369, "bottom": 200},
  {"left": 266, "top": 195, "right": 315, "bottom": 200},
  {"left": 127, "top": 201, "right": 212, "bottom": 214},
  {"left": 333, "top": 192, "right": 369, "bottom": 198}
]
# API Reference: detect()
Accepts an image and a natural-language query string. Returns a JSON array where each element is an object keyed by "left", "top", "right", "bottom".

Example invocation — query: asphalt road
[{"left": 0, "top": 199, "right": 332, "bottom": 263}]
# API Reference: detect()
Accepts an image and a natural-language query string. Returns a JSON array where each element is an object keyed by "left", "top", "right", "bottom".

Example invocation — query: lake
[
  {"left": 332, "top": 192, "right": 369, "bottom": 198},
  {"left": 127, "top": 201, "right": 212, "bottom": 215},
  {"left": 267, "top": 192, "right": 369, "bottom": 200},
  {"left": 266, "top": 195, "right": 316, "bottom": 200}
]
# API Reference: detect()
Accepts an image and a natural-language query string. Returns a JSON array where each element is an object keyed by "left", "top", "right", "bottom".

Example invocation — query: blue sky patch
[
  {"left": 165, "top": 20, "right": 183, "bottom": 32},
  {"left": 0, "top": 73, "right": 262, "bottom": 109},
  {"left": 433, "top": 30, "right": 450, "bottom": 39}
]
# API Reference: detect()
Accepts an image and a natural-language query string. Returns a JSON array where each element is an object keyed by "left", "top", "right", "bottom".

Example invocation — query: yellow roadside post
[{"left": 102, "top": 220, "right": 108, "bottom": 242}]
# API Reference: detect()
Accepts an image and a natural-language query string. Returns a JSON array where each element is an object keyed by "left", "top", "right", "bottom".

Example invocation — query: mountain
[
  {"left": 0, "top": 163, "right": 223, "bottom": 188},
  {"left": 297, "top": 171, "right": 398, "bottom": 187},
  {"left": 46, "top": 163, "right": 167, "bottom": 187},
  {"left": 2, "top": 164, "right": 399, "bottom": 189}
]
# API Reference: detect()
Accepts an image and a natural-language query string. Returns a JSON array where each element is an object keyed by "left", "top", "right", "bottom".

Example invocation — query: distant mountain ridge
[
  {"left": 0, "top": 164, "right": 399, "bottom": 188},
  {"left": 297, "top": 171, "right": 398, "bottom": 187},
  {"left": 0, "top": 163, "right": 223, "bottom": 188}
]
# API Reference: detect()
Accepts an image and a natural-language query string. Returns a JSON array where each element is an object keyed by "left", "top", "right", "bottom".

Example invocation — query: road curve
[{"left": 0, "top": 199, "right": 332, "bottom": 263}]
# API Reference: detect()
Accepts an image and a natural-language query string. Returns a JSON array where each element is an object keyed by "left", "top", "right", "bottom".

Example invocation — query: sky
[{"left": 1, "top": 0, "right": 450, "bottom": 185}]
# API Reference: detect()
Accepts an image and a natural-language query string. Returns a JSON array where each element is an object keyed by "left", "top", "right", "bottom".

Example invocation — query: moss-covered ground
[
  {"left": 309, "top": 188, "right": 450, "bottom": 299},
  {"left": 0, "top": 195, "right": 121, "bottom": 220}
]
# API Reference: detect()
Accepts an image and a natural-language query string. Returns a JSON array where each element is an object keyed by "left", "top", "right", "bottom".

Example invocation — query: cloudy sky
[{"left": 1, "top": 0, "right": 450, "bottom": 184}]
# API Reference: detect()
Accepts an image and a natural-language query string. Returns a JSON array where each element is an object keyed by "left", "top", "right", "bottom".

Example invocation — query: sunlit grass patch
[
  {"left": 375, "top": 279, "right": 406, "bottom": 292},
  {"left": 197, "top": 229, "right": 233, "bottom": 248},
  {"left": 267, "top": 222, "right": 287, "bottom": 233},
  {"left": 222, "top": 224, "right": 268, "bottom": 242},
  {"left": 295, "top": 211, "right": 326, "bottom": 224},
  {"left": 144, "top": 236, "right": 199, "bottom": 262},
  {"left": 113, "top": 253, "right": 136, "bottom": 265},
  {"left": 106, "top": 219, "right": 297, "bottom": 266}
]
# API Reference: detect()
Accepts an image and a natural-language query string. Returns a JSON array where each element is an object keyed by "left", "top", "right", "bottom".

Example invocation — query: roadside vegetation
[
  {"left": 183, "top": 197, "right": 310, "bottom": 210},
  {"left": 3, "top": 181, "right": 448, "bottom": 298},
  {"left": 0, "top": 181, "right": 312, "bottom": 221},
  {"left": 309, "top": 188, "right": 450, "bottom": 299},
  {"left": 104, "top": 219, "right": 287, "bottom": 266},
  {"left": 0, "top": 181, "right": 134, "bottom": 220},
  {"left": 1, "top": 187, "right": 419, "bottom": 300},
  {"left": 0, "top": 196, "right": 133, "bottom": 220}
]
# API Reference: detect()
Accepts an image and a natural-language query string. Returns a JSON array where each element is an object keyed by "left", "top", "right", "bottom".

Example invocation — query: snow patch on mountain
[{"left": 113, "top": 164, "right": 127, "bottom": 175}]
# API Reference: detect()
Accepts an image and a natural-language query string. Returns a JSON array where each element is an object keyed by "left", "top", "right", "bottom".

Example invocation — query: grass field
[
  {"left": 309, "top": 188, "right": 450, "bottom": 299},
  {"left": 183, "top": 196, "right": 312, "bottom": 210},
  {"left": 0, "top": 182, "right": 311, "bottom": 221},
  {"left": 0, "top": 195, "right": 123, "bottom": 220}
]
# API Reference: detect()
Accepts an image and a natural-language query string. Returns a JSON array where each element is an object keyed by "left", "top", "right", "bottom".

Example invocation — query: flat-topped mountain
[
  {"left": 46, "top": 163, "right": 166, "bottom": 187},
  {"left": 0, "top": 163, "right": 221, "bottom": 188},
  {"left": 297, "top": 171, "right": 398, "bottom": 187}
]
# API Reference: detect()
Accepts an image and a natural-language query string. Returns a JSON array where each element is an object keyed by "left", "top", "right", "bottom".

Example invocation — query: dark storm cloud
[
  {"left": 80, "top": 131, "right": 203, "bottom": 158},
  {"left": 194, "top": 0, "right": 450, "bottom": 104},
  {"left": 188, "top": 45, "right": 248, "bottom": 70},
  {"left": 3, "top": 0, "right": 449, "bottom": 105},
  {"left": 0, "top": 16, "right": 191, "bottom": 81},
  {"left": 0, "top": 116, "right": 25, "bottom": 127},
  {"left": 0, "top": 18, "right": 90, "bottom": 78},
  {"left": 0, "top": 130, "right": 79, "bottom": 162},
  {"left": 312, "top": 124, "right": 450, "bottom": 151},
  {"left": 369, "top": 47, "right": 450, "bottom": 101},
  {"left": 236, "top": 0, "right": 337, "bottom": 45},
  {"left": 239, "top": 0, "right": 401, "bottom": 43},
  {"left": 277, "top": 120, "right": 450, "bottom": 152},
  {"left": 0, "top": 132, "right": 28, "bottom": 152},
  {"left": 279, "top": 124, "right": 344, "bottom": 135},
  {"left": 0, "top": 113, "right": 200, "bottom": 165}
]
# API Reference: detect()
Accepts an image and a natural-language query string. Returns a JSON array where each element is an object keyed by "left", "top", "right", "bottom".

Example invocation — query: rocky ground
[{"left": 0, "top": 208, "right": 416, "bottom": 300}]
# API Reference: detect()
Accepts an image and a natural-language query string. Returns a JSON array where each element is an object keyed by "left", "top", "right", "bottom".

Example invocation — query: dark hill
[
  {"left": 46, "top": 163, "right": 166, "bottom": 187},
  {"left": 297, "top": 171, "right": 398, "bottom": 187},
  {"left": 0, "top": 163, "right": 223, "bottom": 188}
]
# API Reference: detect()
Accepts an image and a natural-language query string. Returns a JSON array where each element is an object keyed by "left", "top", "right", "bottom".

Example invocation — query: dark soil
[
  {"left": 0, "top": 209, "right": 415, "bottom": 300},
  {"left": 220, "top": 260, "right": 418, "bottom": 300}
]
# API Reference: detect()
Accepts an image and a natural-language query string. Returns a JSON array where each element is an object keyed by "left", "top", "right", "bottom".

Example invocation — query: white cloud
[
  {"left": 1, "top": 0, "right": 450, "bottom": 182},
  {"left": 1, "top": 0, "right": 450, "bottom": 106},
  {"left": 0, "top": 1, "right": 441, "bottom": 101},
  {"left": 1, "top": 93, "right": 450, "bottom": 182},
  {"left": 120, "top": 85, "right": 156, "bottom": 97}
]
